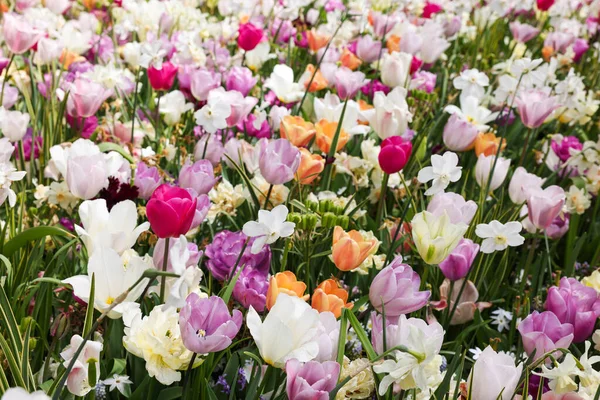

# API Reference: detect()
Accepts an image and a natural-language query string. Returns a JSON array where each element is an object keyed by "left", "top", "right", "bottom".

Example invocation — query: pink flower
[
  {"left": 190, "top": 69, "right": 222, "bottom": 101},
  {"left": 356, "top": 35, "right": 382, "bottom": 62},
  {"left": 335, "top": 67, "right": 367, "bottom": 99},
  {"left": 2, "top": 13, "right": 43, "bottom": 55},
  {"left": 515, "top": 89, "right": 560, "bottom": 129},
  {"left": 431, "top": 279, "right": 491, "bottom": 325},
  {"left": 427, "top": 192, "right": 477, "bottom": 224},
  {"left": 225, "top": 66, "right": 257, "bottom": 97},
  {"left": 572, "top": 38, "right": 589, "bottom": 62},
  {"left": 146, "top": 184, "right": 197, "bottom": 238},
  {"left": 66, "top": 79, "right": 112, "bottom": 118},
  {"left": 509, "top": 21, "right": 540, "bottom": 43},
  {"left": 238, "top": 22, "right": 264, "bottom": 51},
  {"left": 422, "top": 2, "right": 443, "bottom": 18},
  {"left": 178, "top": 159, "right": 218, "bottom": 195},
  {"left": 536, "top": 0, "right": 555, "bottom": 11},
  {"left": 148, "top": 61, "right": 178, "bottom": 91},
  {"left": 442, "top": 114, "right": 479, "bottom": 151},
  {"left": 285, "top": 359, "right": 340, "bottom": 400},
  {"left": 438, "top": 239, "right": 480, "bottom": 281},
  {"left": 517, "top": 311, "right": 574, "bottom": 362},
  {"left": 378, "top": 136, "right": 412, "bottom": 174},
  {"left": 258, "top": 139, "right": 301, "bottom": 185},
  {"left": 526, "top": 185, "right": 566, "bottom": 230}
]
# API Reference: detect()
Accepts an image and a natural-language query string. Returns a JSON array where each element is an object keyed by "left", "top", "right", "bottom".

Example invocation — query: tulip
[
  {"left": 66, "top": 154, "right": 108, "bottom": 200},
  {"left": 367, "top": 87, "right": 412, "bottom": 139},
  {"left": 442, "top": 114, "right": 480, "bottom": 151},
  {"left": 0, "top": 109, "right": 30, "bottom": 142},
  {"left": 410, "top": 71, "right": 437, "bottom": 93},
  {"left": 411, "top": 211, "right": 468, "bottom": 265},
  {"left": 356, "top": 35, "right": 382, "bottom": 62},
  {"left": 225, "top": 66, "right": 257, "bottom": 96},
  {"left": 369, "top": 256, "right": 430, "bottom": 316},
  {"left": 509, "top": 21, "right": 540, "bottom": 43},
  {"left": 279, "top": 115, "right": 316, "bottom": 147},
  {"left": 335, "top": 67, "right": 367, "bottom": 99},
  {"left": 438, "top": 239, "right": 479, "bottom": 281},
  {"left": 432, "top": 279, "right": 491, "bottom": 325},
  {"left": 147, "top": 61, "right": 178, "bottom": 91},
  {"left": 178, "top": 159, "right": 218, "bottom": 195},
  {"left": 190, "top": 69, "right": 222, "bottom": 102},
  {"left": 2, "top": 13, "right": 43, "bottom": 55},
  {"left": 427, "top": 192, "right": 478, "bottom": 225},
  {"left": 259, "top": 138, "right": 301, "bottom": 185},
  {"left": 515, "top": 89, "right": 560, "bottom": 129},
  {"left": 302, "top": 64, "right": 329, "bottom": 93},
  {"left": 285, "top": 359, "right": 340, "bottom": 400},
  {"left": 134, "top": 162, "right": 163, "bottom": 200},
  {"left": 422, "top": 2, "right": 443, "bottom": 18},
  {"left": 537, "top": 0, "right": 554, "bottom": 11},
  {"left": 475, "top": 154, "right": 511, "bottom": 192},
  {"left": 238, "top": 113, "right": 271, "bottom": 139},
  {"left": 378, "top": 136, "right": 412, "bottom": 174},
  {"left": 527, "top": 185, "right": 566, "bottom": 230},
  {"left": 339, "top": 48, "right": 362, "bottom": 70},
  {"left": 238, "top": 22, "right": 264, "bottom": 51},
  {"left": 266, "top": 271, "right": 309, "bottom": 310},
  {"left": 179, "top": 294, "right": 243, "bottom": 354},
  {"left": 508, "top": 167, "right": 544, "bottom": 204},
  {"left": 517, "top": 311, "right": 574, "bottom": 362},
  {"left": 247, "top": 293, "right": 321, "bottom": 368},
  {"left": 66, "top": 79, "right": 112, "bottom": 118},
  {"left": 332, "top": 226, "right": 378, "bottom": 271},
  {"left": 312, "top": 279, "right": 353, "bottom": 318},
  {"left": 572, "top": 39, "right": 589, "bottom": 62},
  {"left": 551, "top": 136, "right": 582, "bottom": 163},
  {"left": 315, "top": 119, "right": 349, "bottom": 154},
  {"left": 468, "top": 346, "right": 523, "bottom": 400},
  {"left": 233, "top": 268, "right": 269, "bottom": 311},
  {"left": 474, "top": 132, "right": 506, "bottom": 157},
  {"left": 545, "top": 277, "right": 600, "bottom": 343},
  {"left": 546, "top": 213, "right": 569, "bottom": 240},
  {"left": 193, "top": 133, "right": 224, "bottom": 167},
  {"left": 295, "top": 148, "right": 325, "bottom": 185},
  {"left": 380, "top": 51, "right": 412, "bottom": 88},
  {"left": 153, "top": 237, "right": 201, "bottom": 272},
  {"left": 1, "top": 388, "right": 51, "bottom": 399},
  {"left": 307, "top": 29, "right": 329, "bottom": 52},
  {"left": 146, "top": 184, "right": 197, "bottom": 238}
]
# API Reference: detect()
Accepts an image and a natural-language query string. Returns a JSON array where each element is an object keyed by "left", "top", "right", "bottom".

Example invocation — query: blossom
[
  {"left": 475, "top": 221, "right": 525, "bottom": 253},
  {"left": 417, "top": 152, "right": 462, "bottom": 195},
  {"left": 266, "top": 271, "right": 309, "bottom": 310},
  {"left": 517, "top": 311, "right": 574, "bottom": 362},
  {"left": 312, "top": 279, "right": 353, "bottom": 318},
  {"left": 102, "top": 375, "right": 133, "bottom": 396},
  {"left": 467, "top": 346, "right": 522, "bottom": 400},
  {"left": 475, "top": 154, "right": 511, "bottom": 192},
  {"left": 60, "top": 335, "right": 103, "bottom": 396},
  {"left": 509, "top": 167, "right": 544, "bottom": 204},
  {"left": 194, "top": 90, "right": 232, "bottom": 133},
  {"left": 0, "top": 162, "right": 26, "bottom": 207},
  {"left": 453, "top": 68, "right": 489, "bottom": 101},
  {"left": 242, "top": 205, "right": 295, "bottom": 254},
  {"left": 534, "top": 354, "right": 580, "bottom": 394},
  {"left": 490, "top": 308, "right": 513, "bottom": 333},
  {"left": 258, "top": 139, "right": 301, "bottom": 185},
  {"left": 427, "top": 192, "right": 477, "bottom": 225},
  {"left": 331, "top": 226, "right": 379, "bottom": 271},
  {"left": 0, "top": 388, "right": 50, "bottom": 399},
  {"left": 157, "top": 90, "right": 194, "bottom": 125},
  {"left": 365, "top": 87, "right": 413, "bottom": 139},
  {"left": 285, "top": 359, "right": 340, "bottom": 400},
  {"left": 444, "top": 96, "right": 497, "bottom": 132},
  {"left": 411, "top": 211, "right": 468, "bottom": 265},
  {"left": 264, "top": 64, "right": 304, "bottom": 104}
]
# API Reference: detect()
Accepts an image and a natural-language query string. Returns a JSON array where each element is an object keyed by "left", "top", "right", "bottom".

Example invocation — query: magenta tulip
[
  {"left": 285, "top": 359, "right": 340, "bottom": 400},
  {"left": 378, "top": 136, "right": 412, "bottom": 174},
  {"left": 237, "top": 22, "right": 264, "bottom": 51},
  {"left": 148, "top": 61, "right": 178, "bottom": 91},
  {"left": 438, "top": 239, "right": 479, "bottom": 281},
  {"left": 146, "top": 184, "right": 197, "bottom": 238},
  {"left": 517, "top": 311, "right": 574, "bottom": 362}
]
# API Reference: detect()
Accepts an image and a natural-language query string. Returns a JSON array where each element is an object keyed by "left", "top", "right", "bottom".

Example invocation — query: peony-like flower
[
  {"left": 311, "top": 279, "right": 353, "bottom": 318},
  {"left": 335, "top": 357, "right": 375, "bottom": 400},
  {"left": 332, "top": 226, "right": 379, "bottom": 271},
  {"left": 266, "top": 271, "right": 309, "bottom": 310},
  {"left": 411, "top": 211, "right": 468, "bottom": 265}
]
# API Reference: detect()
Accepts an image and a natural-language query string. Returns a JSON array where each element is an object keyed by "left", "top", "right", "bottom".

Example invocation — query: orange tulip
[
  {"left": 357, "top": 100, "right": 373, "bottom": 125},
  {"left": 474, "top": 132, "right": 506, "bottom": 157},
  {"left": 315, "top": 119, "right": 349, "bottom": 154},
  {"left": 60, "top": 50, "right": 86, "bottom": 69},
  {"left": 82, "top": 0, "right": 95, "bottom": 9},
  {"left": 386, "top": 35, "right": 401, "bottom": 53},
  {"left": 280, "top": 115, "right": 316, "bottom": 147},
  {"left": 340, "top": 48, "right": 362, "bottom": 70},
  {"left": 542, "top": 46, "right": 554, "bottom": 62},
  {"left": 311, "top": 279, "right": 353, "bottom": 318},
  {"left": 307, "top": 29, "right": 329, "bottom": 52},
  {"left": 332, "top": 226, "right": 378, "bottom": 272},
  {"left": 296, "top": 148, "right": 325, "bottom": 185},
  {"left": 265, "top": 271, "right": 309, "bottom": 310},
  {"left": 303, "top": 64, "right": 328, "bottom": 92}
]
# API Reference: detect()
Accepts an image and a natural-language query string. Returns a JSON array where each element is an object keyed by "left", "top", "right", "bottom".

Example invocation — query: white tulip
[{"left": 468, "top": 346, "right": 522, "bottom": 400}]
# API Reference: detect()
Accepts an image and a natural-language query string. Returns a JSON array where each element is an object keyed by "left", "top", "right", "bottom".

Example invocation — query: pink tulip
[
  {"left": 517, "top": 311, "right": 574, "bottom": 362},
  {"left": 427, "top": 192, "right": 477, "bottom": 224},
  {"left": 378, "top": 136, "right": 412, "bottom": 174},
  {"left": 66, "top": 154, "right": 108, "bottom": 199},
  {"left": 515, "top": 89, "right": 560, "bottom": 129},
  {"left": 438, "top": 239, "right": 479, "bottom": 281},
  {"left": 258, "top": 139, "right": 301, "bottom": 185},
  {"left": 431, "top": 279, "right": 491, "bottom": 325},
  {"left": 190, "top": 69, "right": 222, "bottom": 101},
  {"left": 509, "top": 21, "right": 540, "bottom": 43},
  {"left": 285, "top": 359, "right": 340, "bottom": 400},
  {"left": 443, "top": 114, "right": 479, "bottom": 151},
  {"left": 526, "top": 185, "right": 565, "bottom": 230},
  {"left": 134, "top": 162, "right": 162, "bottom": 200},
  {"left": 572, "top": 38, "right": 589, "bottom": 62},
  {"left": 225, "top": 66, "right": 257, "bottom": 97},
  {"left": 422, "top": 2, "right": 443, "bottom": 18},
  {"left": 178, "top": 159, "right": 217, "bottom": 195},
  {"left": 146, "top": 184, "right": 197, "bottom": 238},
  {"left": 356, "top": 35, "right": 382, "bottom": 62},
  {"left": 335, "top": 67, "right": 367, "bottom": 99},
  {"left": 66, "top": 79, "right": 112, "bottom": 118},
  {"left": 148, "top": 61, "right": 178, "bottom": 91},
  {"left": 237, "top": 22, "right": 264, "bottom": 51},
  {"left": 544, "top": 32, "right": 575, "bottom": 53},
  {"left": 2, "top": 13, "right": 43, "bottom": 55}
]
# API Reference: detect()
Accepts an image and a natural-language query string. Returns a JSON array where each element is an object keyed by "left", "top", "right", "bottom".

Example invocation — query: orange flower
[
  {"left": 60, "top": 50, "right": 86, "bottom": 69},
  {"left": 280, "top": 115, "right": 316, "bottom": 147},
  {"left": 474, "top": 132, "right": 507, "bottom": 157},
  {"left": 296, "top": 148, "right": 325, "bottom": 185},
  {"left": 307, "top": 29, "right": 330, "bottom": 52},
  {"left": 82, "top": 0, "right": 96, "bottom": 9},
  {"left": 315, "top": 119, "right": 349, "bottom": 154},
  {"left": 265, "top": 271, "right": 309, "bottom": 310},
  {"left": 311, "top": 279, "right": 353, "bottom": 318},
  {"left": 357, "top": 100, "right": 373, "bottom": 125},
  {"left": 303, "top": 64, "right": 328, "bottom": 92},
  {"left": 542, "top": 46, "right": 554, "bottom": 62},
  {"left": 340, "top": 48, "right": 362, "bottom": 70},
  {"left": 386, "top": 35, "right": 401, "bottom": 53},
  {"left": 332, "top": 226, "right": 378, "bottom": 271}
]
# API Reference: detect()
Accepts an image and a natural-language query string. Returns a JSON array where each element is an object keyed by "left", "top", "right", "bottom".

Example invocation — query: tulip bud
[
  {"left": 287, "top": 212, "right": 302, "bottom": 226},
  {"left": 438, "top": 239, "right": 479, "bottom": 280},
  {"left": 302, "top": 214, "right": 318, "bottom": 231},
  {"left": 378, "top": 136, "right": 412, "bottom": 174}
]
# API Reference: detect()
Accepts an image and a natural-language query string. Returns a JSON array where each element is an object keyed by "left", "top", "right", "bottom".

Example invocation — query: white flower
[
  {"left": 60, "top": 335, "right": 103, "bottom": 396},
  {"left": 194, "top": 89, "right": 232, "bottom": 133},
  {"left": 475, "top": 154, "right": 511, "bottom": 192},
  {"left": 444, "top": 96, "right": 498, "bottom": 132},
  {"left": 157, "top": 90, "right": 194, "bottom": 126},
  {"left": 0, "top": 388, "right": 50, "bottom": 399},
  {"left": 245, "top": 41, "right": 276, "bottom": 71},
  {"left": 242, "top": 205, "right": 295, "bottom": 254},
  {"left": 63, "top": 247, "right": 151, "bottom": 319},
  {"left": 565, "top": 185, "right": 591, "bottom": 215},
  {"left": 469, "top": 347, "right": 483, "bottom": 360},
  {"left": 102, "top": 374, "right": 132, "bottom": 395},
  {"left": 47, "top": 181, "right": 78, "bottom": 210},
  {"left": 534, "top": 353, "right": 580, "bottom": 394},
  {"left": 264, "top": 64, "right": 304, "bottom": 104},
  {"left": 510, "top": 58, "right": 544, "bottom": 88},
  {"left": 417, "top": 152, "right": 462, "bottom": 196},
  {"left": 365, "top": 87, "right": 413, "bottom": 139},
  {"left": 453, "top": 69, "right": 489, "bottom": 101},
  {"left": 138, "top": 40, "right": 167, "bottom": 69},
  {"left": 475, "top": 221, "right": 525, "bottom": 253},
  {"left": 75, "top": 199, "right": 149, "bottom": 256},
  {"left": 246, "top": 293, "right": 321, "bottom": 368},
  {"left": 160, "top": 235, "right": 203, "bottom": 309},
  {"left": 313, "top": 93, "right": 370, "bottom": 136},
  {"left": 380, "top": 51, "right": 413, "bottom": 88},
  {"left": 490, "top": 308, "right": 513, "bottom": 332},
  {"left": 0, "top": 107, "right": 30, "bottom": 142},
  {"left": 0, "top": 162, "right": 26, "bottom": 207}
]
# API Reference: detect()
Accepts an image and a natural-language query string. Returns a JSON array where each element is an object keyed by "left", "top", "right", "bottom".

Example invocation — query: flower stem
[
  {"left": 159, "top": 237, "right": 170, "bottom": 303},
  {"left": 375, "top": 172, "right": 390, "bottom": 228},
  {"left": 0, "top": 54, "right": 15, "bottom": 106},
  {"left": 263, "top": 184, "right": 273, "bottom": 210},
  {"left": 321, "top": 97, "right": 349, "bottom": 190}
]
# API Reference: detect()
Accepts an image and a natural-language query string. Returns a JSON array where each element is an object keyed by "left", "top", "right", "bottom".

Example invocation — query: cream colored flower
[
  {"left": 336, "top": 357, "right": 375, "bottom": 400},
  {"left": 582, "top": 270, "right": 600, "bottom": 292},
  {"left": 565, "top": 185, "right": 592, "bottom": 215},
  {"left": 249, "top": 174, "right": 289, "bottom": 209},
  {"left": 47, "top": 181, "right": 79, "bottom": 210},
  {"left": 207, "top": 179, "right": 245, "bottom": 222},
  {"left": 354, "top": 254, "right": 386, "bottom": 275},
  {"left": 411, "top": 211, "right": 468, "bottom": 265}
]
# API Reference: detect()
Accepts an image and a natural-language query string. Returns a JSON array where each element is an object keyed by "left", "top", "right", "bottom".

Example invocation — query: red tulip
[
  {"left": 146, "top": 184, "right": 197, "bottom": 238},
  {"left": 237, "top": 23, "right": 264, "bottom": 52},
  {"left": 536, "top": 0, "right": 554, "bottom": 11},
  {"left": 147, "top": 61, "right": 178, "bottom": 91},
  {"left": 378, "top": 137, "right": 412, "bottom": 174}
]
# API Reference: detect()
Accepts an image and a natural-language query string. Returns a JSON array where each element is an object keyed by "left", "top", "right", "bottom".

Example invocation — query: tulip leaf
[
  {"left": 221, "top": 263, "right": 246, "bottom": 305},
  {"left": 336, "top": 308, "right": 348, "bottom": 366},
  {"left": 157, "top": 387, "right": 183, "bottom": 400},
  {"left": 21, "top": 322, "right": 32, "bottom": 391},
  {"left": 98, "top": 142, "right": 135, "bottom": 163},
  {"left": 345, "top": 310, "right": 377, "bottom": 361},
  {"left": 2, "top": 226, "right": 73, "bottom": 258},
  {"left": 83, "top": 273, "right": 96, "bottom": 337}
]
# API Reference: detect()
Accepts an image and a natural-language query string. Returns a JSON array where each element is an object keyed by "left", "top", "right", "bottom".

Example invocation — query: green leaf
[
  {"left": 0, "top": 334, "right": 27, "bottom": 388},
  {"left": 206, "top": 380, "right": 219, "bottom": 400},
  {"left": 336, "top": 309, "right": 348, "bottom": 366},
  {"left": 0, "top": 284, "right": 23, "bottom": 353},
  {"left": 21, "top": 322, "right": 32, "bottom": 390},
  {"left": 2, "top": 226, "right": 73, "bottom": 258},
  {"left": 346, "top": 311, "right": 377, "bottom": 360},
  {"left": 130, "top": 376, "right": 151, "bottom": 400},
  {"left": 98, "top": 142, "right": 134, "bottom": 163},
  {"left": 83, "top": 274, "right": 96, "bottom": 337},
  {"left": 109, "top": 358, "right": 127, "bottom": 376},
  {"left": 157, "top": 387, "right": 183, "bottom": 400},
  {"left": 221, "top": 264, "right": 245, "bottom": 304}
]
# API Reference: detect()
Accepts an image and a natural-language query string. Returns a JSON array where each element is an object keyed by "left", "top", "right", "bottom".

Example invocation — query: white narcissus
[
  {"left": 246, "top": 293, "right": 321, "bottom": 368},
  {"left": 444, "top": 96, "right": 498, "bottom": 132},
  {"left": 475, "top": 220, "right": 525, "bottom": 253},
  {"left": 452, "top": 68, "right": 489, "bottom": 102},
  {"left": 411, "top": 210, "right": 468, "bottom": 265},
  {"left": 467, "top": 346, "right": 522, "bottom": 400},
  {"left": 417, "top": 152, "right": 462, "bottom": 196},
  {"left": 60, "top": 335, "right": 103, "bottom": 397},
  {"left": 194, "top": 88, "right": 232, "bottom": 133},
  {"left": 0, "top": 162, "right": 26, "bottom": 207},
  {"left": 264, "top": 64, "right": 304, "bottom": 104},
  {"left": 157, "top": 90, "right": 194, "bottom": 126},
  {"left": 243, "top": 204, "right": 295, "bottom": 254}
]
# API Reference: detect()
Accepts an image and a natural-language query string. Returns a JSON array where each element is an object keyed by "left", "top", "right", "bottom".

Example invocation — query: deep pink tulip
[
  {"left": 66, "top": 79, "right": 112, "bottom": 118},
  {"left": 369, "top": 256, "right": 430, "bottom": 316},
  {"left": 438, "top": 239, "right": 479, "bottom": 281},
  {"left": 509, "top": 21, "right": 540, "bottom": 43},
  {"left": 545, "top": 277, "right": 600, "bottom": 343},
  {"left": 517, "top": 311, "right": 574, "bottom": 362},
  {"left": 422, "top": 2, "right": 443, "bottom": 18},
  {"left": 573, "top": 38, "right": 589, "bottom": 62},
  {"left": 515, "top": 89, "right": 560, "bottom": 129},
  {"left": 147, "top": 61, "right": 178, "bottom": 91},
  {"left": 237, "top": 22, "right": 264, "bottom": 51},
  {"left": 2, "top": 13, "right": 43, "bottom": 55},
  {"left": 378, "top": 136, "right": 412, "bottom": 174},
  {"left": 258, "top": 139, "right": 301, "bottom": 185},
  {"left": 179, "top": 294, "right": 243, "bottom": 354},
  {"left": 146, "top": 184, "right": 197, "bottom": 238},
  {"left": 285, "top": 359, "right": 340, "bottom": 400},
  {"left": 536, "top": 0, "right": 555, "bottom": 10},
  {"left": 526, "top": 185, "right": 565, "bottom": 230}
]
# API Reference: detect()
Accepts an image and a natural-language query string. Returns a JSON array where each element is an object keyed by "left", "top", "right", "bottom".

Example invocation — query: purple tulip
[
  {"left": 258, "top": 139, "right": 301, "bottom": 185},
  {"left": 237, "top": 114, "right": 272, "bottom": 139},
  {"left": 178, "top": 159, "right": 218, "bottom": 195},
  {"left": 438, "top": 239, "right": 479, "bottom": 281},
  {"left": 411, "top": 71, "right": 437, "bottom": 93},
  {"left": 335, "top": 67, "right": 367, "bottom": 99},
  {"left": 193, "top": 133, "right": 225, "bottom": 167},
  {"left": 233, "top": 268, "right": 269, "bottom": 311},
  {"left": 153, "top": 237, "right": 202, "bottom": 271},
  {"left": 517, "top": 311, "right": 574, "bottom": 362},
  {"left": 134, "top": 162, "right": 163, "bottom": 200},
  {"left": 545, "top": 277, "right": 600, "bottom": 343},
  {"left": 225, "top": 66, "right": 257, "bottom": 97},
  {"left": 551, "top": 136, "right": 582, "bottom": 163},
  {"left": 369, "top": 256, "right": 430, "bottom": 317},
  {"left": 546, "top": 213, "right": 570, "bottom": 240},
  {"left": 285, "top": 359, "right": 340, "bottom": 400},
  {"left": 179, "top": 294, "right": 243, "bottom": 354},
  {"left": 205, "top": 230, "right": 271, "bottom": 281},
  {"left": 370, "top": 311, "right": 398, "bottom": 354}
]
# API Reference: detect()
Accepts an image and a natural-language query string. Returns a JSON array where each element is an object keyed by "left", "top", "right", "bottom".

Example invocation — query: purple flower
[
  {"left": 517, "top": 311, "right": 574, "bottom": 362},
  {"left": 551, "top": 135, "right": 582, "bottom": 162},
  {"left": 546, "top": 213, "right": 570, "bottom": 240},
  {"left": 411, "top": 71, "right": 437, "bottom": 93},
  {"left": 438, "top": 239, "right": 479, "bottom": 281},
  {"left": 360, "top": 79, "right": 390, "bottom": 97},
  {"left": 178, "top": 159, "right": 218, "bottom": 195},
  {"left": 237, "top": 113, "right": 271, "bottom": 139},
  {"left": 205, "top": 230, "right": 271, "bottom": 281},
  {"left": 179, "top": 294, "right": 243, "bottom": 354},
  {"left": 545, "top": 277, "right": 600, "bottom": 342},
  {"left": 60, "top": 217, "right": 75, "bottom": 231},
  {"left": 285, "top": 359, "right": 340, "bottom": 400},
  {"left": 225, "top": 66, "right": 257, "bottom": 97},
  {"left": 258, "top": 139, "right": 301, "bottom": 185},
  {"left": 233, "top": 268, "right": 269, "bottom": 311},
  {"left": 271, "top": 19, "right": 296, "bottom": 44},
  {"left": 14, "top": 130, "right": 42, "bottom": 160},
  {"left": 187, "top": 190, "right": 211, "bottom": 231},
  {"left": 134, "top": 162, "right": 163, "bottom": 200},
  {"left": 369, "top": 256, "right": 430, "bottom": 317}
]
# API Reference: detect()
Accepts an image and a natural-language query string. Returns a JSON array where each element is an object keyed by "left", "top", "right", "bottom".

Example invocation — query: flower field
[{"left": 1, "top": 0, "right": 600, "bottom": 399}]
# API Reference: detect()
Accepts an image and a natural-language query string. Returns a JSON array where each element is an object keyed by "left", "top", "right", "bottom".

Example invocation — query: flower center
[
  {"left": 197, "top": 329, "right": 206, "bottom": 337},
  {"left": 106, "top": 296, "right": 115, "bottom": 305},
  {"left": 495, "top": 235, "right": 507, "bottom": 245}
]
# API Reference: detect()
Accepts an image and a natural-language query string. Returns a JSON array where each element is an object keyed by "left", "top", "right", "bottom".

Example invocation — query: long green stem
[
  {"left": 375, "top": 173, "right": 390, "bottom": 228},
  {"left": 321, "top": 98, "right": 349, "bottom": 190},
  {"left": 159, "top": 237, "right": 171, "bottom": 302}
]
